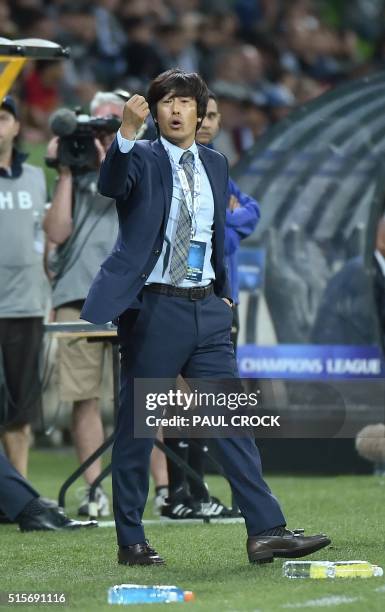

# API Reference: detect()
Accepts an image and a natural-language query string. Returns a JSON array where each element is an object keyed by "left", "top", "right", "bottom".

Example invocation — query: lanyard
[{"left": 166, "top": 148, "right": 202, "bottom": 239}]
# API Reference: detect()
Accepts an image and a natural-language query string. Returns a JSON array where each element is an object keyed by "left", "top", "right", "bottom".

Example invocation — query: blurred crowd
[{"left": 4, "top": 0, "right": 385, "bottom": 164}]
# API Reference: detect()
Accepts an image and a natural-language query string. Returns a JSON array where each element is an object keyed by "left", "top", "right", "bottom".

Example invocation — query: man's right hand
[{"left": 120, "top": 95, "right": 150, "bottom": 140}]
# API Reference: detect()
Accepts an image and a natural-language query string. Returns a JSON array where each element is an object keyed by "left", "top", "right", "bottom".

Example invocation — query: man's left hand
[{"left": 222, "top": 298, "right": 233, "bottom": 308}]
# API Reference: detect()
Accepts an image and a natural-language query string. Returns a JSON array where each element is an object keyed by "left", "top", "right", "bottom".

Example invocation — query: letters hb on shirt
[{"left": 0, "top": 191, "right": 34, "bottom": 209}]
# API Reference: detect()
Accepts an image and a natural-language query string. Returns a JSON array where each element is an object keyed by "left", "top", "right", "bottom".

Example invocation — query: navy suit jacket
[{"left": 81, "top": 137, "right": 230, "bottom": 324}]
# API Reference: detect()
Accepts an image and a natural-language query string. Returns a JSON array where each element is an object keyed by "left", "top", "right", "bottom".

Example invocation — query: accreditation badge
[{"left": 185, "top": 240, "right": 206, "bottom": 282}]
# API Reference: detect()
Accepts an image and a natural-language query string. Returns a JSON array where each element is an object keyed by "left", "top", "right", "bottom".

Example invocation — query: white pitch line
[
  {"left": 282, "top": 596, "right": 362, "bottom": 608},
  {"left": 97, "top": 517, "right": 244, "bottom": 528}
]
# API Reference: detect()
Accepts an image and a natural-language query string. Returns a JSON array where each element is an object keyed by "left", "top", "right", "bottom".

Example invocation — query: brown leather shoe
[
  {"left": 118, "top": 541, "right": 165, "bottom": 566},
  {"left": 247, "top": 529, "right": 331, "bottom": 564}
]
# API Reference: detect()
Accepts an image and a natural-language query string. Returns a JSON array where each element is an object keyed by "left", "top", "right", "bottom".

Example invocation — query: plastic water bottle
[
  {"left": 107, "top": 584, "right": 195, "bottom": 605},
  {"left": 283, "top": 560, "right": 384, "bottom": 579}
]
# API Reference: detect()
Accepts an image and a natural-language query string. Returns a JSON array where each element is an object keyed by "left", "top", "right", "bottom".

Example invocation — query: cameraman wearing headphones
[{"left": 43, "top": 91, "right": 126, "bottom": 517}]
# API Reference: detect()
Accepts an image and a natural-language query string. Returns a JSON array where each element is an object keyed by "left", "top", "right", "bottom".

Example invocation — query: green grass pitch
[{"left": 1, "top": 449, "right": 385, "bottom": 611}]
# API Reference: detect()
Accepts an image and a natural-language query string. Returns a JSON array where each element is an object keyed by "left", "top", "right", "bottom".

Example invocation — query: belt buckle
[{"left": 189, "top": 287, "right": 202, "bottom": 301}]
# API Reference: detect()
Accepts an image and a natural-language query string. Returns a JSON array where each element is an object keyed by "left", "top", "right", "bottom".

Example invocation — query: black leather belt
[{"left": 144, "top": 282, "right": 214, "bottom": 300}]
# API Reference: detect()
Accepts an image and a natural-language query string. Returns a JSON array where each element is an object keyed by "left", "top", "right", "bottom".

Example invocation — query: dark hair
[
  {"left": 147, "top": 69, "right": 209, "bottom": 131},
  {"left": 207, "top": 90, "right": 217, "bottom": 102}
]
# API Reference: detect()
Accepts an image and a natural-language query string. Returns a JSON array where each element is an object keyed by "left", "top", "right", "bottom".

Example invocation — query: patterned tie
[{"left": 169, "top": 150, "right": 195, "bottom": 285}]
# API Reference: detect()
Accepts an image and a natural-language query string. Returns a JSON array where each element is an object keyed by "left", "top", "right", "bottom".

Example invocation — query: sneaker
[
  {"left": 192, "top": 496, "right": 236, "bottom": 518},
  {"left": 160, "top": 501, "right": 196, "bottom": 520},
  {"left": 77, "top": 486, "right": 110, "bottom": 517},
  {"left": 153, "top": 486, "right": 168, "bottom": 516}
]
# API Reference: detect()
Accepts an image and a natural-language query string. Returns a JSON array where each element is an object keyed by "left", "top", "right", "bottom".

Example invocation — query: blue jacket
[
  {"left": 225, "top": 178, "right": 260, "bottom": 303},
  {"left": 81, "top": 137, "right": 231, "bottom": 324}
]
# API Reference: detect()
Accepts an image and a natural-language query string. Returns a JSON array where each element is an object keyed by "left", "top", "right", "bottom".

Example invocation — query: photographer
[
  {"left": 0, "top": 96, "right": 48, "bottom": 480},
  {"left": 43, "top": 91, "right": 125, "bottom": 517}
]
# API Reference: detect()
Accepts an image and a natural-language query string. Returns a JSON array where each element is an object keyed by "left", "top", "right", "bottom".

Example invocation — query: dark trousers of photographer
[{"left": 0, "top": 318, "right": 43, "bottom": 431}]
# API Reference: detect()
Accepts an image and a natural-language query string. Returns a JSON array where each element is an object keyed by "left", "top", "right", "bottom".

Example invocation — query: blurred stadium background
[
  {"left": 3, "top": 1, "right": 385, "bottom": 609},
  {"left": 1, "top": 0, "right": 381, "bottom": 472}
]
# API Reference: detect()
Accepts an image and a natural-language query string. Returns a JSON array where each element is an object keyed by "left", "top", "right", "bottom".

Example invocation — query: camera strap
[{"left": 51, "top": 176, "right": 113, "bottom": 287}]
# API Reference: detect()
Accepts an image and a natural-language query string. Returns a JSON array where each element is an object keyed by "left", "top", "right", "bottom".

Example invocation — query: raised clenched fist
[{"left": 121, "top": 94, "right": 150, "bottom": 140}]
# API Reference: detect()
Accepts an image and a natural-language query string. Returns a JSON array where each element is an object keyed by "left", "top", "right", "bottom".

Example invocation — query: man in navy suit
[{"left": 81, "top": 69, "right": 330, "bottom": 565}]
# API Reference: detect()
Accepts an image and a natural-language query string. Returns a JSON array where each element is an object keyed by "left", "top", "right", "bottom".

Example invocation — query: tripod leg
[{"left": 58, "top": 433, "right": 113, "bottom": 508}]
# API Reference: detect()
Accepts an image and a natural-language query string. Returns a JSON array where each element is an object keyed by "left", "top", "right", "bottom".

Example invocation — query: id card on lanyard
[
  {"left": 176, "top": 156, "right": 206, "bottom": 280},
  {"left": 164, "top": 146, "right": 207, "bottom": 282},
  {"left": 174, "top": 154, "right": 201, "bottom": 239},
  {"left": 186, "top": 240, "right": 206, "bottom": 282}
]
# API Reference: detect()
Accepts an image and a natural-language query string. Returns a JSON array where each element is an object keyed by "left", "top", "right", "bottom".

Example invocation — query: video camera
[{"left": 47, "top": 108, "right": 121, "bottom": 173}]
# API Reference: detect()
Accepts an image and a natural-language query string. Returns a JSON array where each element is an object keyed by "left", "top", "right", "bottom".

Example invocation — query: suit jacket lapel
[{"left": 151, "top": 139, "right": 173, "bottom": 222}]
